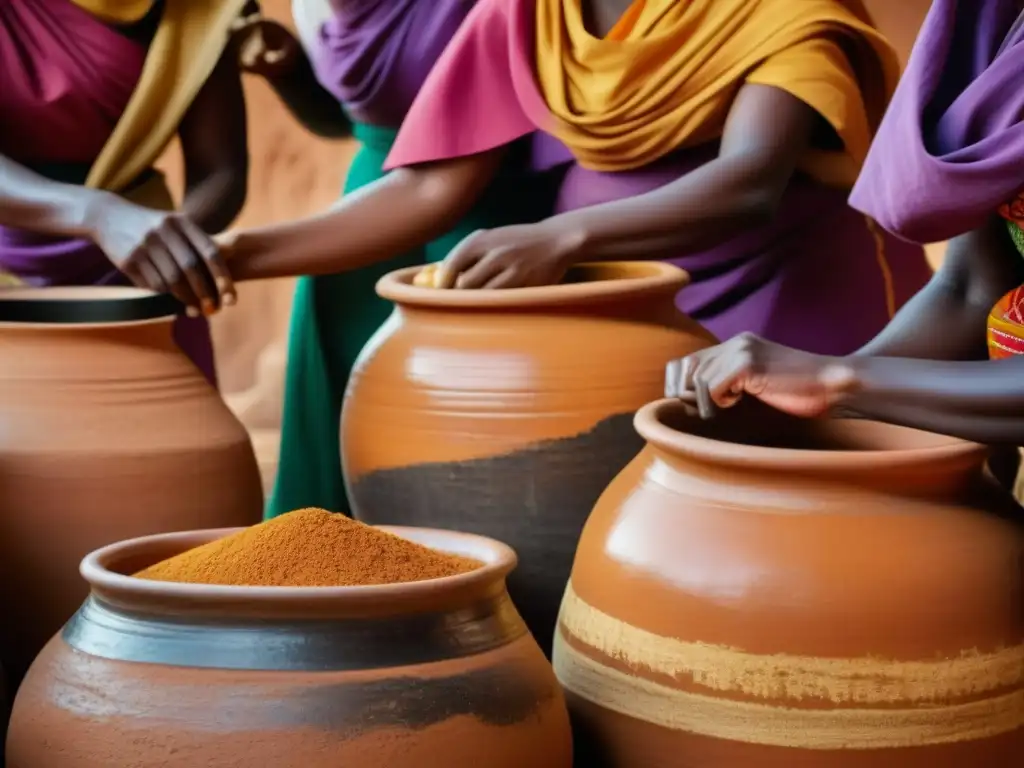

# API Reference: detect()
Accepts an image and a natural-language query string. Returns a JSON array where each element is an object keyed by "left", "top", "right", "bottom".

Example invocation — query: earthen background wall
[{"left": 156, "top": 0, "right": 937, "bottom": 491}]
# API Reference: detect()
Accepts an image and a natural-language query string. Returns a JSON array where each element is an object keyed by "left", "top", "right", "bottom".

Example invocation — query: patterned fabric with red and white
[{"left": 988, "top": 190, "right": 1024, "bottom": 359}]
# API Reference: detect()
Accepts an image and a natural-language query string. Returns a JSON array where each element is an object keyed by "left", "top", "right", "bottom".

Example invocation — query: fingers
[
  {"left": 158, "top": 224, "right": 218, "bottom": 315},
  {"left": 457, "top": 254, "right": 507, "bottom": 289},
  {"left": 124, "top": 216, "right": 234, "bottom": 316},
  {"left": 176, "top": 216, "right": 235, "bottom": 305},
  {"left": 665, "top": 352, "right": 717, "bottom": 417},
  {"left": 144, "top": 238, "right": 203, "bottom": 311},
  {"left": 664, "top": 335, "right": 763, "bottom": 418},
  {"left": 438, "top": 231, "right": 487, "bottom": 289}
]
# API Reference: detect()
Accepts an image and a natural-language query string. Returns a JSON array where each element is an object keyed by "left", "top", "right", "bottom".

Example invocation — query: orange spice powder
[{"left": 134, "top": 508, "right": 480, "bottom": 587}]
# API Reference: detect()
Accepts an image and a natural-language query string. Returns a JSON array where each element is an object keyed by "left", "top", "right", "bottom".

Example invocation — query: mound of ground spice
[{"left": 134, "top": 508, "right": 480, "bottom": 587}]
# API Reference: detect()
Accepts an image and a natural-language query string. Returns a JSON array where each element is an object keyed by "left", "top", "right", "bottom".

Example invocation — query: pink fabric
[
  {"left": 0, "top": 0, "right": 146, "bottom": 165},
  {"left": 384, "top": 0, "right": 546, "bottom": 169}
]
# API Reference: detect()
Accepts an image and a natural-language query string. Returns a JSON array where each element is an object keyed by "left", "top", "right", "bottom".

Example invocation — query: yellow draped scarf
[
  {"left": 534, "top": 0, "right": 900, "bottom": 186},
  {"left": 71, "top": 0, "right": 155, "bottom": 24},
  {"left": 74, "top": 0, "right": 249, "bottom": 192}
]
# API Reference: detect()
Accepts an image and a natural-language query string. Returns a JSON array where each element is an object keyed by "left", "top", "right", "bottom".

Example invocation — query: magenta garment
[
  {"left": 310, "top": 0, "right": 476, "bottom": 127},
  {"left": 0, "top": 0, "right": 146, "bottom": 165},
  {"left": 849, "top": 0, "right": 1024, "bottom": 243},
  {"left": 385, "top": 0, "right": 932, "bottom": 355},
  {"left": 0, "top": 0, "right": 216, "bottom": 385}
]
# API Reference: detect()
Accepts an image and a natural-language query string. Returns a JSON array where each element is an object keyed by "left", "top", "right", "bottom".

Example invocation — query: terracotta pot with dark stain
[
  {"left": 0, "top": 288, "right": 263, "bottom": 689},
  {"left": 6, "top": 527, "right": 573, "bottom": 767},
  {"left": 556, "top": 399, "right": 1024, "bottom": 767},
  {"left": 342, "top": 263, "right": 714, "bottom": 655}
]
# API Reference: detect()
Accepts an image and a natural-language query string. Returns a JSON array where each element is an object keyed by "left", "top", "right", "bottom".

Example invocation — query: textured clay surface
[
  {"left": 343, "top": 263, "right": 715, "bottom": 655},
  {"left": 0, "top": 315, "right": 263, "bottom": 688},
  {"left": 556, "top": 400, "right": 1024, "bottom": 766}
]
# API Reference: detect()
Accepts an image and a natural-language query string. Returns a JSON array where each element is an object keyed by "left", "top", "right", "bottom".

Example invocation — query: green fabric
[
  {"left": 266, "top": 123, "right": 554, "bottom": 518},
  {"left": 1009, "top": 220, "right": 1023, "bottom": 258}
]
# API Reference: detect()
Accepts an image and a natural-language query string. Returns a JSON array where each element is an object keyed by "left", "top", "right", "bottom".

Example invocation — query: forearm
[
  {"left": 181, "top": 170, "right": 248, "bottom": 234},
  {"left": 839, "top": 355, "right": 1024, "bottom": 444},
  {"left": 553, "top": 154, "right": 784, "bottom": 262},
  {"left": 229, "top": 152, "right": 503, "bottom": 281},
  {"left": 0, "top": 155, "right": 105, "bottom": 237},
  {"left": 853, "top": 275, "right": 991, "bottom": 360},
  {"left": 855, "top": 220, "right": 1022, "bottom": 360},
  {"left": 266, "top": 52, "right": 351, "bottom": 139}
]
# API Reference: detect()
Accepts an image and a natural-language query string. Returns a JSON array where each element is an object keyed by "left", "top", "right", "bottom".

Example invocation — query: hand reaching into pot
[
  {"left": 436, "top": 222, "right": 585, "bottom": 289},
  {"left": 665, "top": 333, "right": 859, "bottom": 420}
]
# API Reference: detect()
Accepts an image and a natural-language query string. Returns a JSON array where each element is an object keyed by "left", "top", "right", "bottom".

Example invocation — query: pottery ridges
[{"left": 553, "top": 583, "right": 1024, "bottom": 749}]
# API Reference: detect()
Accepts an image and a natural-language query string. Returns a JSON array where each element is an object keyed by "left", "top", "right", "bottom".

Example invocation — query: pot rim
[
  {"left": 0, "top": 285, "right": 179, "bottom": 326},
  {"left": 636, "top": 398, "right": 987, "bottom": 473},
  {"left": 376, "top": 261, "right": 689, "bottom": 309},
  {"left": 80, "top": 525, "right": 518, "bottom": 616}
]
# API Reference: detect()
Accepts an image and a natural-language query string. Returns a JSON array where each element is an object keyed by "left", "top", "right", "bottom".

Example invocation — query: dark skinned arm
[
  {"left": 232, "top": 1, "right": 350, "bottom": 138},
  {"left": 838, "top": 219, "right": 1024, "bottom": 444},
  {"left": 855, "top": 218, "right": 1021, "bottom": 360},
  {"left": 850, "top": 218, "right": 1023, "bottom": 484},
  {"left": 0, "top": 154, "right": 108, "bottom": 236},
  {"left": 0, "top": 154, "right": 231, "bottom": 312},
  {"left": 177, "top": 50, "right": 250, "bottom": 234},
  {"left": 226, "top": 148, "right": 506, "bottom": 281},
  {"left": 675, "top": 218, "right": 1024, "bottom": 445},
  {"left": 433, "top": 83, "right": 822, "bottom": 289},
  {"left": 540, "top": 83, "right": 821, "bottom": 261},
  {"left": 256, "top": 40, "right": 351, "bottom": 139}
]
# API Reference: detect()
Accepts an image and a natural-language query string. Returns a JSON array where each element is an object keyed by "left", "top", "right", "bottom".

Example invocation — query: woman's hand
[
  {"left": 231, "top": 3, "right": 301, "bottom": 80},
  {"left": 665, "top": 333, "right": 860, "bottom": 419},
  {"left": 88, "top": 194, "right": 235, "bottom": 315},
  {"left": 437, "top": 223, "right": 585, "bottom": 289}
]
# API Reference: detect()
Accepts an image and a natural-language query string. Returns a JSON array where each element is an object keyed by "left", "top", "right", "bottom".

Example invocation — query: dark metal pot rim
[
  {"left": 79, "top": 525, "right": 517, "bottom": 620},
  {"left": 0, "top": 286, "right": 180, "bottom": 325}
]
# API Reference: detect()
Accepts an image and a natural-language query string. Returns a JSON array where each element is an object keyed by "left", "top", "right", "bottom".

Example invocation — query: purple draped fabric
[
  {"left": 0, "top": 0, "right": 216, "bottom": 384},
  {"left": 536, "top": 133, "right": 932, "bottom": 355},
  {"left": 849, "top": 0, "right": 1024, "bottom": 243},
  {"left": 310, "top": 0, "right": 475, "bottom": 126}
]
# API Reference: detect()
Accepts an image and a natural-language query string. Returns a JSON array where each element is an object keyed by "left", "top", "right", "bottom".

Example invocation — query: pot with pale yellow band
[{"left": 556, "top": 398, "right": 1024, "bottom": 767}]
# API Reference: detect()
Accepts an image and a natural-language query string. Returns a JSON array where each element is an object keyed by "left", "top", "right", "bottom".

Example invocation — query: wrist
[
  {"left": 77, "top": 189, "right": 119, "bottom": 240},
  {"left": 823, "top": 356, "right": 871, "bottom": 415},
  {"left": 539, "top": 216, "right": 589, "bottom": 269}
]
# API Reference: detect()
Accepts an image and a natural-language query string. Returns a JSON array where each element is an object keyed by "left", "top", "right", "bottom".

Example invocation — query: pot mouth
[
  {"left": 636, "top": 399, "right": 986, "bottom": 473},
  {"left": 0, "top": 286, "right": 180, "bottom": 325},
  {"left": 80, "top": 525, "right": 518, "bottom": 617},
  {"left": 376, "top": 261, "right": 689, "bottom": 309}
]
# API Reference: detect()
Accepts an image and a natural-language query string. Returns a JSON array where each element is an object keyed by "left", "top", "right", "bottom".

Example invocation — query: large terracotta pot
[
  {"left": 6, "top": 526, "right": 574, "bottom": 767},
  {"left": 0, "top": 288, "right": 263, "bottom": 688},
  {"left": 342, "top": 262, "right": 714, "bottom": 655},
  {"left": 556, "top": 399, "right": 1024, "bottom": 767}
]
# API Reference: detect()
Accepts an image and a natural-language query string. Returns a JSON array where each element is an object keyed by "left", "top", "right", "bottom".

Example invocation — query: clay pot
[
  {"left": 342, "top": 262, "right": 715, "bottom": 655},
  {"left": 6, "top": 526, "right": 574, "bottom": 767},
  {"left": 556, "top": 399, "right": 1024, "bottom": 767},
  {"left": 0, "top": 287, "right": 263, "bottom": 689}
]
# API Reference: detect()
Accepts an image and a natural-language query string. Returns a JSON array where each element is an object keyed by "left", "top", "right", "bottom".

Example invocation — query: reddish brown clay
[
  {"left": 0, "top": 287, "right": 263, "bottom": 689},
  {"left": 555, "top": 399, "right": 1024, "bottom": 767},
  {"left": 343, "top": 262, "right": 714, "bottom": 655},
  {"left": 6, "top": 526, "right": 573, "bottom": 767}
]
